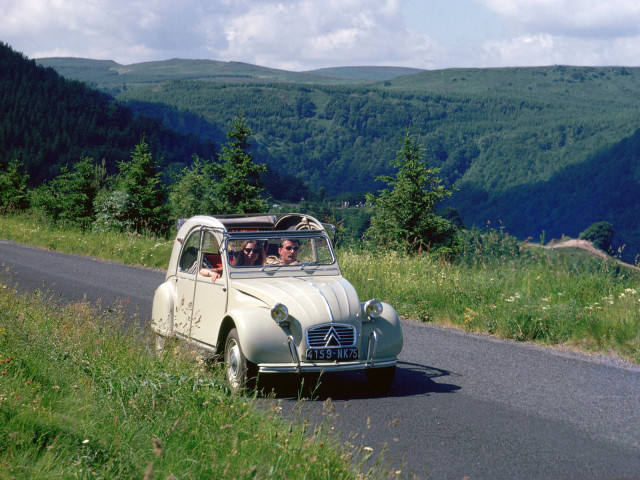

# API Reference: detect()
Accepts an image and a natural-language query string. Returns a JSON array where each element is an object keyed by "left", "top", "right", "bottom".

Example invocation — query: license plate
[{"left": 306, "top": 347, "right": 358, "bottom": 361}]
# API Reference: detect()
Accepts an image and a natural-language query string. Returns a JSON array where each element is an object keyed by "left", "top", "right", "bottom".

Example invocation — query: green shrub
[
  {"left": 579, "top": 221, "right": 614, "bottom": 252},
  {"left": 92, "top": 190, "right": 137, "bottom": 233}
]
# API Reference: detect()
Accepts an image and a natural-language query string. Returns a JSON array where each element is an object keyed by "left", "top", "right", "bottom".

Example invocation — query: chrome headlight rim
[
  {"left": 364, "top": 298, "right": 383, "bottom": 319},
  {"left": 271, "top": 303, "right": 289, "bottom": 325}
]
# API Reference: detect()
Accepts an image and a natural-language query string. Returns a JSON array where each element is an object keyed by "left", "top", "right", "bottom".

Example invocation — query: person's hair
[
  {"left": 279, "top": 238, "right": 300, "bottom": 247},
  {"left": 235, "top": 240, "right": 265, "bottom": 266}
]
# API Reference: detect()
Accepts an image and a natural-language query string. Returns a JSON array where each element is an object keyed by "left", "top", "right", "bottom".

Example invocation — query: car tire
[
  {"left": 365, "top": 366, "right": 396, "bottom": 390},
  {"left": 224, "top": 328, "right": 256, "bottom": 392}
]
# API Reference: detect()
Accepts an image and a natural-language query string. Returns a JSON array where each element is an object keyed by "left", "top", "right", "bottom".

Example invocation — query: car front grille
[{"left": 306, "top": 323, "right": 356, "bottom": 348}]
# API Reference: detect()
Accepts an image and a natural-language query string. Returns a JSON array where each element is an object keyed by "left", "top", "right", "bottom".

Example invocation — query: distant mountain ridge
[{"left": 36, "top": 57, "right": 422, "bottom": 89}]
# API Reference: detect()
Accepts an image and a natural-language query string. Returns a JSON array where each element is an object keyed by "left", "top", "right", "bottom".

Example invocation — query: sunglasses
[
  {"left": 244, "top": 248, "right": 260, "bottom": 254},
  {"left": 282, "top": 246, "right": 299, "bottom": 251}
]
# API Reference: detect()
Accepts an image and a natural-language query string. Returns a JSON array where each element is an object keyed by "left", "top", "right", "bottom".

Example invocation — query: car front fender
[
  {"left": 361, "top": 302, "right": 403, "bottom": 359},
  {"left": 152, "top": 281, "right": 175, "bottom": 337},
  {"left": 225, "top": 307, "right": 294, "bottom": 365}
]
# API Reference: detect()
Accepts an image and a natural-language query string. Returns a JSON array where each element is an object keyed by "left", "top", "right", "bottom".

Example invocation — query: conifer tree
[
  {"left": 30, "top": 156, "right": 98, "bottom": 228},
  {"left": 117, "top": 140, "right": 169, "bottom": 234},
  {"left": 168, "top": 155, "right": 218, "bottom": 219},
  {"left": 214, "top": 114, "right": 267, "bottom": 214},
  {"left": 0, "top": 159, "right": 29, "bottom": 213},
  {"left": 366, "top": 128, "right": 459, "bottom": 255}
]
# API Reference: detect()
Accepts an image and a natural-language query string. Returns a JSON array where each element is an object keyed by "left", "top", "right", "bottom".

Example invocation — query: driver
[{"left": 266, "top": 239, "right": 300, "bottom": 265}]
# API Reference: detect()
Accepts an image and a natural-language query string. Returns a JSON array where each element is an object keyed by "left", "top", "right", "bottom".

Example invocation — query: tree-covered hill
[
  {"left": 456, "top": 128, "right": 640, "bottom": 262},
  {"left": 1, "top": 43, "right": 215, "bottom": 184},
  {"left": 106, "top": 65, "right": 640, "bottom": 191},
  {"left": 304, "top": 66, "right": 424, "bottom": 81},
  {"left": 108, "top": 64, "right": 640, "bottom": 262}
]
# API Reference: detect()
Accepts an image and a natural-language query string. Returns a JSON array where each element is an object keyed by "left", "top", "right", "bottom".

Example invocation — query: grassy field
[
  {"left": 2, "top": 212, "right": 639, "bottom": 364},
  {"left": 343, "top": 248, "right": 640, "bottom": 363},
  {"left": 0, "top": 282, "right": 380, "bottom": 479}
]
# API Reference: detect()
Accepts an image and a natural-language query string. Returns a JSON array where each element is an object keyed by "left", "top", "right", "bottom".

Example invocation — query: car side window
[
  {"left": 201, "top": 230, "right": 223, "bottom": 270},
  {"left": 178, "top": 230, "right": 201, "bottom": 273}
]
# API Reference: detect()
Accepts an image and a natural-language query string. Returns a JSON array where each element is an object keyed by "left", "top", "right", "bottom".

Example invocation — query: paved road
[{"left": 2, "top": 240, "right": 640, "bottom": 479}]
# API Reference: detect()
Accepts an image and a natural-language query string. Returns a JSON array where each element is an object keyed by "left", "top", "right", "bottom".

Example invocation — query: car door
[
  {"left": 173, "top": 228, "right": 201, "bottom": 338},
  {"left": 190, "top": 229, "right": 228, "bottom": 348}
]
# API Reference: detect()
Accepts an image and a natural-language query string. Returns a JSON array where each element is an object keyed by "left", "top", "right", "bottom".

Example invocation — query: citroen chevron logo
[{"left": 323, "top": 326, "right": 341, "bottom": 347}]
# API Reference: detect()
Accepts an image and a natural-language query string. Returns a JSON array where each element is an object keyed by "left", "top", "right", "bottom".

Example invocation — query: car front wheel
[{"left": 224, "top": 328, "right": 256, "bottom": 392}]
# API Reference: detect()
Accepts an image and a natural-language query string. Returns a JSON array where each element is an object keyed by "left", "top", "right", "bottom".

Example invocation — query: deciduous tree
[{"left": 579, "top": 221, "right": 614, "bottom": 253}]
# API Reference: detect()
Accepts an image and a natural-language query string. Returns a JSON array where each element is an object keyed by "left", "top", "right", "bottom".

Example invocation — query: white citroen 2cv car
[{"left": 152, "top": 213, "right": 403, "bottom": 391}]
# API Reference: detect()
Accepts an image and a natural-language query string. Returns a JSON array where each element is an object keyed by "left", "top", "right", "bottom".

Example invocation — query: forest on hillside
[
  {"left": 0, "top": 43, "right": 309, "bottom": 201},
  {"left": 0, "top": 43, "right": 219, "bottom": 184},
  {"left": 108, "top": 68, "right": 640, "bottom": 261}
]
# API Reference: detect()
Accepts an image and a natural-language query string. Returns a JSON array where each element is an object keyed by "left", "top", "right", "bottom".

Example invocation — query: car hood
[{"left": 230, "top": 275, "right": 361, "bottom": 324}]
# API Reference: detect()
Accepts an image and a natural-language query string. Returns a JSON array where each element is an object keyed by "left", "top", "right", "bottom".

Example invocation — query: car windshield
[{"left": 226, "top": 234, "right": 334, "bottom": 268}]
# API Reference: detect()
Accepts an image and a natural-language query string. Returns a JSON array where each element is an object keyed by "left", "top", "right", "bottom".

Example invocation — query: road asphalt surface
[{"left": 1, "top": 239, "right": 639, "bottom": 479}]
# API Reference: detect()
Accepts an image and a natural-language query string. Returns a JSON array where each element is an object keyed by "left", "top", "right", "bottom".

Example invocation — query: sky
[{"left": 2, "top": 0, "right": 640, "bottom": 71}]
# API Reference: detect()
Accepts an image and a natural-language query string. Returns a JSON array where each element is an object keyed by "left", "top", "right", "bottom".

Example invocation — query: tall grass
[
  {"left": 339, "top": 236, "right": 640, "bottom": 363},
  {"left": 0, "top": 212, "right": 172, "bottom": 269},
  {"left": 0, "top": 282, "right": 374, "bottom": 479}
]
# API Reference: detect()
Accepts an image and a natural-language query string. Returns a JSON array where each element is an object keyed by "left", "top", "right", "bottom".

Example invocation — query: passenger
[
  {"left": 199, "top": 256, "right": 222, "bottom": 281},
  {"left": 266, "top": 239, "right": 300, "bottom": 265},
  {"left": 235, "top": 240, "right": 266, "bottom": 266}
]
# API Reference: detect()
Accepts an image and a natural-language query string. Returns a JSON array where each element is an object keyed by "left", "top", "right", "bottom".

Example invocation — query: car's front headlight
[
  {"left": 271, "top": 303, "right": 289, "bottom": 325},
  {"left": 364, "top": 299, "right": 383, "bottom": 320}
]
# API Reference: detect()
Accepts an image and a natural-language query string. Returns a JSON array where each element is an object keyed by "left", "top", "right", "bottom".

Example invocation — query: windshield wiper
[{"left": 300, "top": 262, "right": 318, "bottom": 270}]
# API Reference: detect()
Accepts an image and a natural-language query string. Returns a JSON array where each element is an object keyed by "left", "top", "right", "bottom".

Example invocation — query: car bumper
[
  {"left": 257, "top": 330, "right": 396, "bottom": 373},
  {"left": 258, "top": 358, "right": 397, "bottom": 373}
]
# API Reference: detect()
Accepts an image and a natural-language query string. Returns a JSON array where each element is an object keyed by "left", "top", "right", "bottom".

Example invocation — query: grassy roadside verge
[
  {"left": 0, "top": 282, "right": 373, "bottom": 479},
  {"left": 2, "top": 211, "right": 639, "bottom": 365},
  {"left": 0, "top": 213, "right": 172, "bottom": 269},
  {"left": 341, "top": 248, "right": 640, "bottom": 363}
]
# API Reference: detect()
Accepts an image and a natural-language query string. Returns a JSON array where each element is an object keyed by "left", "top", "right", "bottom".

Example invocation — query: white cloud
[
  {"left": 1, "top": 0, "right": 640, "bottom": 69},
  {"left": 479, "top": 0, "right": 640, "bottom": 38},
  {"left": 217, "top": 0, "right": 437, "bottom": 70},
  {"left": 480, "top": 34, "right": 640, "bottom": 68},
  {"left": 0, "top": 0, "right": 439, "bottom": 69},
  {"left": 475, "top": 0, "right": 640, "bottom": 67}
]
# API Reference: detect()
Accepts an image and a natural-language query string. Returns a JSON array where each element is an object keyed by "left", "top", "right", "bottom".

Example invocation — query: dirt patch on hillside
[
  {"left": 546, "top": 238, "right": 609, "bottom": 259},
  {"left": 527, "top": 238, "right": 639, "bottom": 271}
]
